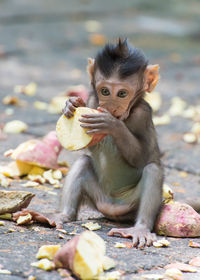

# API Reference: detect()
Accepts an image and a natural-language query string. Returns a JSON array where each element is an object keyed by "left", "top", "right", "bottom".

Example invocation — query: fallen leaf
[
  {"left": 188, "top": 240, "right": 200, "bottom": 248},
  {"left": 0, "top": 213, "right": 12, "bottom": 220},
  {"left": 165, "top": 262, "right": 197, "bottom": 272},
  {"left": 82, "top": 222, "right": 101, "bottom": 231},
  {"left": 3, "top": 120, "right": 28, "bottom": 134},
  {"left": 0, "top": 190, "right": 34, "bottom": 214}
]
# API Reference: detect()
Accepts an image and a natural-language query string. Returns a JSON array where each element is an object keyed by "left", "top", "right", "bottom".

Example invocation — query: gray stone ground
[{"left": 0, "top": 0, "right": 200, "bottom": 279}]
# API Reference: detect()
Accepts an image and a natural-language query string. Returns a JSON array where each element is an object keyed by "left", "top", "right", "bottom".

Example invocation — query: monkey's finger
[
  {"left": 81, "top": 113, "right": 107, "bottom": 119},
  {"left": 97, "top": 107, "right": 109, "bottom": 113},
  {"left": 138, "top": 236, "right": 146, "bottom": 249},
  {"left": 80, "top": 123, "right": 106, "bottom": 129},
  {"left": 146, "top": 233, "right": 154, "bottom": 247},
  {"left": 79, "top": 117, "right": 105, "bottom": 123},
  {"left": 132, "top": 235, "right": 139, "bottom": 247},
  {"left": 86, "top": 129, "right": 105, "bottom": 135}
]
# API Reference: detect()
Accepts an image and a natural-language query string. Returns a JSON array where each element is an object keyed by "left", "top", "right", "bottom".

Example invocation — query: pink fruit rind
[
  {"left": 155, "top": 202, "right": 200, "bottom": 237},
  {"left": 16, "top": 131, "right": 62, "bottom": 169}
]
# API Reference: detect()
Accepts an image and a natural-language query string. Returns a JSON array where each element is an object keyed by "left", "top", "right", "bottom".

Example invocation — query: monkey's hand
[
  {"left": 13, "top": 209, "right": 72, "bottom": 229},
  {"left": 108, "top": 225, "right": 157, "bottom": 248},
  {"left": 62, "top": 96, "right": 85, "bottom": 118},
  {"left": 79, "top": 107, "right": 120, "bottom": 137}
]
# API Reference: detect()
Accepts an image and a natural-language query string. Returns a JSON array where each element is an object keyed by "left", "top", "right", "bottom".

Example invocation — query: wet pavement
[{"left": 0, "top": 0, "right": 200, "bottom": 279}]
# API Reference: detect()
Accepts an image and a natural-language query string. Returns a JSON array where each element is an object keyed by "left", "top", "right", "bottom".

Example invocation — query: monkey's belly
[{"left": 89, "top": 136, "right": 143, "bottom": 205}]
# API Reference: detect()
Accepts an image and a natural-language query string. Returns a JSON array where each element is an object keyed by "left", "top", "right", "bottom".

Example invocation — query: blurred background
[{"left": 0, "top": 0, "right": 200, "bottom": 175}]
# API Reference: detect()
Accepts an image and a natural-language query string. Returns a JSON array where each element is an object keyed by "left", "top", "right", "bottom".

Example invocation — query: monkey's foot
[{"left": 108, "top": 225, "right": 157, "bottom": 248}]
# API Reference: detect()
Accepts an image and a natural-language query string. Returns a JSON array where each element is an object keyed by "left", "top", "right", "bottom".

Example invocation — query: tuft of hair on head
[{"left": 95, "top": 38, "right": 148, "bottom": 79}]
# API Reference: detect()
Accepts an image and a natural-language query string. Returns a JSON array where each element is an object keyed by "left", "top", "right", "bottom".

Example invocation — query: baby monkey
[{"left": 59, "top": 39, "right": 163, "bottom": 248}]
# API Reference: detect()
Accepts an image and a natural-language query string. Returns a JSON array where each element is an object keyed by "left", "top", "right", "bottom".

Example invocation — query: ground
[{"left": 0, "top": 0, "right": 200, "bottom": 279}]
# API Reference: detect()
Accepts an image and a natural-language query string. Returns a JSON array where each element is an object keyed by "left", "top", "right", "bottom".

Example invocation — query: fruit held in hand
[{"left": 56, "top": 107, "right": 105, "bottom": 150}]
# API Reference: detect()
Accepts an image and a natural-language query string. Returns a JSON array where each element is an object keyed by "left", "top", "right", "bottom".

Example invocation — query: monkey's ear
[
  {"left": 87, "top": 58, "right": 95, "bottom": 81},
  {"left": 144, "top": 64, "right": 159, "bottom": 93}
]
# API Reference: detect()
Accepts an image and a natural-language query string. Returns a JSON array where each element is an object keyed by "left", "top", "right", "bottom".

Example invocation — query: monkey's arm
[{"left": 80, "top": 103, "right": 152, "bottom": 168}]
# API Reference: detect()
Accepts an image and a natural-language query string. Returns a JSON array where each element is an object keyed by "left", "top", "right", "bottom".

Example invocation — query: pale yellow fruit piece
[
  {"left": 43, "top": 170, "right": 59, "bottom": 185},
  {"left": 97, "top": 271, "right": 121, "bottom": 280},
  {"left": 144, "top": 91, "right": 162, "bottom": 112},
  {"left": 36, "top": 244, "right": 61, "bottom": 260},
  {"left": 168, "top": 97, "right": 187, "bottom": 116},
  {"left": 22, "top": 181, "right": 39, "bottom": 187},
  {"left": 0, "top": 161, "right": 32, "bottom": 177},
  {"left": 0, "top": 269, "right": 11, "bottom": 275},
  {"left": 153, "top": 114, "right": 171, "bottom": 126},
  {"left": 114, "top": 242, "right": 126, "bottom": 248},
  {"left": 34, "top": 101, "right": 48, "bottom": 110},
  {"left": 56, "top": 107, "right": 100, "bottom": 150},
  {"left": 0, "top": 221, "right": 5, "bottom": 226},
  {"left": 82, "top": 222, "right": 101, "bottom": 231},
  {"left": 102, "top": 256, "right": 116, "bottom": 271},
  {"left": 52, "top": 169, "right": 62, "bottom": 180},
  {"left": 3, "top": 120, "right": 28, "bottom": 134},
  {"left": 28, "top": 166, "right": 46, "bottom": 176},
  {"left": 165, "top": 268, "right": 183, "bottom": 279},
  {"left": 162, "top": 183, "right": 174, "bottom": 203},
  {"left": 73, "top": 231, "right": 106, "bottom": 279},
  {"left": 48, "top": 96, "right": 69, "bottom": 114},
  {"left": 31, "top": 259, "right": 55, "bottom": 271},
  {"left": 183, "top": 133, "right": 197, "bottom": 144},
  {"left": 153, "top": 239, "right": 170, "bottom": 247},
  {"left": 17, "top": 213, "right": 32, "bottom": 225}
]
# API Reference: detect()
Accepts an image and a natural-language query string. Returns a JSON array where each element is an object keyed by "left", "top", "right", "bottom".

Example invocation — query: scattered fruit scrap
[
  {"left": 14, "top": 82, "right": 37, "bottom": 96},
  {"left": 31, "top": 231, "right": 118, "bottom": 279},
  {"left": 153, "top": 239, "right": 170, "bottom": 247},
  {"left": 81, "top": 222, "right": 101, "bottom": 231},
  {"left": 3, "top": 120, "right": 28, "bottom": 134},
  {"left": 188, "top": 240, "right": 200, "bottom": 248},
  {"left": 165, "top": 262, "right": 197, "bottom": 272}
]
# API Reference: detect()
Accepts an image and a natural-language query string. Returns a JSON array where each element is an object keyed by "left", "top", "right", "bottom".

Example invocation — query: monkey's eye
[
  {"left": 100, "top": 88, "right": 110, "bottom": 96},
  {"left": 117, "top": 90, "right": 128, "bottom": 98}
]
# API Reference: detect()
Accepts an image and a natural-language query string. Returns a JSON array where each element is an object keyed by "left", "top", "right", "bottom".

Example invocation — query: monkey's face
[{"left": 95, "top": 71, "right": 140, "bottom": 118}]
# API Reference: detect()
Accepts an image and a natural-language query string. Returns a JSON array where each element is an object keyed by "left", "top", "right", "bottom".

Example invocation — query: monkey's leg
[
  {"left": 108, "top": 163, "right": 163, "bottom": 248},
  {"left": 57, "top": 154, "right": 101, "bottom": 226}
]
